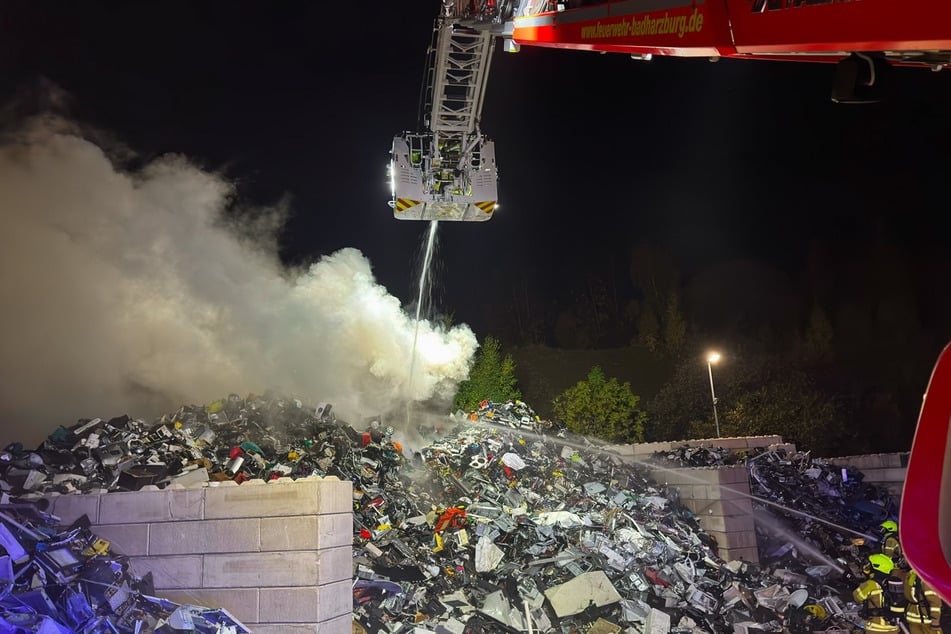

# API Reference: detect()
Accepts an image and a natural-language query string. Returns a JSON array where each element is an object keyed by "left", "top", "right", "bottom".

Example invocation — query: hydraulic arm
[{"left": 389, "top": 2, "right": 510, "bottom": 221}]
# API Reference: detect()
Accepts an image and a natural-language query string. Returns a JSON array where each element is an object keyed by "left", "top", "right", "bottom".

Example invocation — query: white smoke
[{"left": 0, "top": 117, "right": 477, "bottom": 447}]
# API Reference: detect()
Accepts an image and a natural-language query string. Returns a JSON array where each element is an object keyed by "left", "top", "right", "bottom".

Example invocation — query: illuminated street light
[{"left": 706, "top": 351, "right": 721, "bottom": 438}]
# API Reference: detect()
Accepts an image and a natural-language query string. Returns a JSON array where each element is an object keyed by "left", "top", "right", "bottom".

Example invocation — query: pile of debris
[
  {"left": 652, "top": 443, "right": 896, "bottom": 578},
  {"left": 2, "top": 394, "right": 347, "bottom": 498},
  {"left": 0, "top": 394, "right": 901, "bottom": 633},
  {"left": 0, "top": 502, "right": 247, "bottom": 633},
  {"left": 350, "top": 402, "right": 896, "bottom": 633}
]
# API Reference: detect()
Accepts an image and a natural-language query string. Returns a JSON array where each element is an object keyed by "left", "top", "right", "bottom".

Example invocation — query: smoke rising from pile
[{"left": 0, "top": 117, "right": 478, "bottom": 447}]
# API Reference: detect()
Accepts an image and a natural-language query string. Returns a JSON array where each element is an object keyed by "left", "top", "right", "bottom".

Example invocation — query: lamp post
[{"left": 706, "top": 351, "right": 721, "bottom": 438}]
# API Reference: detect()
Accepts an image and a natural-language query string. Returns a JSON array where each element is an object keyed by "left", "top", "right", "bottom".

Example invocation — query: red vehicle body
[
  {"left": 510, "top": 0, "right": 951, "bottom": 69},
  {"left": 901, "top": 343, "right": 951, "bottom": 605}
]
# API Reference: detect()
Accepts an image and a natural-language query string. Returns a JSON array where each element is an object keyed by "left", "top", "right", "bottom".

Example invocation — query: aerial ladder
[{"left": 389, "top": 1, "right": 507, "bottom": 222}]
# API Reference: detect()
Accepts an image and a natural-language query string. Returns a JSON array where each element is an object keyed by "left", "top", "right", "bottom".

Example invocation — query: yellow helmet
[
  {"left": 880, "top": 520, "right": 898, "bottom": 533},
  {"left": 867, "top": 553, "right": 895, "bottom": 575}
]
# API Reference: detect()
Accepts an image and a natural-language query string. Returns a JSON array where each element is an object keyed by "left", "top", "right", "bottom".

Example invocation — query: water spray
[
  {"left": 406, "top": 220, "right": 439, "bottom": 417},
  {"left": 639, "top": 459, "right": 879, "bottom": 546}
]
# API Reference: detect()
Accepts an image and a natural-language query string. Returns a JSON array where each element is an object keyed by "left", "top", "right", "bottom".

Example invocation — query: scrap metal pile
[
  {"left": 0, "top": 502, "right": 247, "bottom": 633},
  {"left": 653, "top": 443, "right": 897, "bottom": 575},
  {"left": 0, "top": 394, "right": 902, "bottom": 633},
  {"left": 350, "top": 402, "right": 898, "bottom": 633}
]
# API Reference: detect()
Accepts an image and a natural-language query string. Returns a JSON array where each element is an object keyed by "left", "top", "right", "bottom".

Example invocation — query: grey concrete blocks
[
  {"left": 646, "top": 456, "right": 758, "bottom": 563},
  {"left": 129, "top": 554, "right": 203, "bottom": 588},
  {"left": 707, "top": 529, "right": 758, "bottom": 550},
  {"left": 46, "top": 493, "right": 101, "bottom": 526},
  {"left": 91, "top": 523, "right": 149, "bottom": 556},
  {"left": 150, "top": 518, "right": 261, "bottom": 555},
  {"left": 698, "top": 513, "right": 756, "bottom": 534},
  {"left": 318, "top": 546, "right": 354, "bottom": 584},
  {"left": 158, "top": 588, "right": 260, "bottom": 624},
  {"left": 683, "top": 497, "right": 754, "bottom": 517},
  {"left": 99, "top": 488, "right": 203, "bottom": 525},
  {"left": 260, "top": 586, "right": 322, "bottom": 622},
  {"left": 54, "top": 477, "right": 353, "bottom": 631},
  {"left": 203, "top": 552, "right": 321, "bottom": 587},
  {"left": 261, "top": 516, "right": 319, "bottom": 551},
  {"left": 204, "top": 480, "right": 323, "bottom": 519},
  {"left": 316, "top": 580, "right": 353, "bottom": 622},
  {"left": 259, "top": 513, "right": 353, "bottom": 551},
  {"left": 719, "top": 546, "right": 759, "bottom": 562},
  {"left": 257, "top": 581, "right": 350, "bottom": 624}
]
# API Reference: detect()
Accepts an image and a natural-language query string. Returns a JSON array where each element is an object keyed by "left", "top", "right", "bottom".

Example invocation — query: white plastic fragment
[
  {"left": 474, "top": 535, "right": 504, "bottom": 572},
  {"left": 479, "top": 590, "right": 525, "bottom": 629},
  {"left": 500, "top": 452, "right": 526, "bottom": 470},
  {"left": 543, "top": 570, "right": 622, "bottom": 618},
  {"left": 644, "top": 607, "right": 671, "bottom": 634},
  {"left": 535, "top": 510, "right": 584, "bottom": 527}
]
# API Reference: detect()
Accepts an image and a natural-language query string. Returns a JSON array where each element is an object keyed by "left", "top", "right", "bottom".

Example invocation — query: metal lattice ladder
[{"left": 426, "top": 19, "right": 496, "bottom": 141}]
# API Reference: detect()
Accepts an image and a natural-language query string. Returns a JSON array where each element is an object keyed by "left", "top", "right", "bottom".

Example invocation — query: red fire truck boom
[{"left": 509, "top": 1, "right": 951, "bottom": 64}]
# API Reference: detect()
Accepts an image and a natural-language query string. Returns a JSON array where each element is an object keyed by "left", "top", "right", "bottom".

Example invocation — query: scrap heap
[
  {"left": 351, "top": 401, "right": 894, "bottom": 633},
  {"left": 0, "top": 394, "right": 902, "bottom": 633}
]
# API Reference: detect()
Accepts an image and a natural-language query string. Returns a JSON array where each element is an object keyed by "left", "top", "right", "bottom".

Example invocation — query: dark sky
[
  {"left": 0, "top": 1, "right": 951, "bottom": 327},
  {"left": 2, "top": 2, "right": 947, "bottom": 323},
  {"left": 2, "top": 2, "right": 951, "bottom": 364}
]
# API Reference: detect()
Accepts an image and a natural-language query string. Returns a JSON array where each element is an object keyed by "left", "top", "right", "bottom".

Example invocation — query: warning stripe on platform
[
  {"left": 395, "top": 198, "right": 421, "bottom": 213},
  {"left": 475, "top": 201, "right": 496, "bottom": 214}
]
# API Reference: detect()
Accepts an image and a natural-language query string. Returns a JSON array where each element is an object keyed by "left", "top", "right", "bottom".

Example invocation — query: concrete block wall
[
  {"left": 609, "top": 435, "right": 785, "bottom": 460},
  {"left": 645, "top": 464, "right": 759, "bottom": 563},
  {"left": 610, "top": 436, "right": 790, "bottom": 564},
  {"left": 43, "top": 477, "right": 353, "bottom": 634},
  {"left": 621, "top": 439, "right": 911, "bottom": 566},
  {"left": 830, "top": 452, "right": 909, "bottom": 504}
]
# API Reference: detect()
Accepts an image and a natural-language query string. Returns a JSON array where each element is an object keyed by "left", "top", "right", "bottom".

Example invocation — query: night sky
[{"left": 2, "top": 1, "right": 951, "bottom": 449}]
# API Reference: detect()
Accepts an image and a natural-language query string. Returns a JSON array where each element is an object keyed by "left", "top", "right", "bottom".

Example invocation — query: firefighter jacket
[
  {"left": 882, "top": 532, "right": 903, "bottom": 560},
  {"left": 905, "top": 568, "right": 944, "bottom": 632},
  {"left": 854, "top": 576, "right": 904, "bottom": 633}
]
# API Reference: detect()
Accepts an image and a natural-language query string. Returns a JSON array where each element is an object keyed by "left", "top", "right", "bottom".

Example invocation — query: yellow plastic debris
[{"left": 83, "top": 538, "right": 110, "bottom": 556}]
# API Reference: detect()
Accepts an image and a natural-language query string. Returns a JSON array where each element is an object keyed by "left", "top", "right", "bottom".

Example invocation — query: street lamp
[{"left": 706, "top": 351, "right": 721, "bottom": 438}]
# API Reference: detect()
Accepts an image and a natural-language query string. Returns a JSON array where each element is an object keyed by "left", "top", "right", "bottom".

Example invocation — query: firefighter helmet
[
  {"left": 880, "top": 519, "right": 898, "bottom": 533},
  {"left": 866, "top": 553, "right": 895, "bottom": 575}
]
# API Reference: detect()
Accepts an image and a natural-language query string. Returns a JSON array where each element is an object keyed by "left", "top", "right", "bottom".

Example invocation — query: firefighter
[
  {"left": 905, "top": 567, "right": 945, "bottom": 634},
  {"left": 853, "top": 553, "right": 907, "bottom": 633},
  {"left": 880, "top": 519, "right": 903, "bottom": 561}
]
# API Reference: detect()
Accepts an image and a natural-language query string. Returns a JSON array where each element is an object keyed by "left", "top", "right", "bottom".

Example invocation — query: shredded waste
[{"left": 0, "top": 393, "right": 905, "bottom": 633}]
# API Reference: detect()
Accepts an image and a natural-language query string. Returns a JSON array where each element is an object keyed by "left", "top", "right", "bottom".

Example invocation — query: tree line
[{"left": 456, "top": 235, "right": 951, "bottom": 456}]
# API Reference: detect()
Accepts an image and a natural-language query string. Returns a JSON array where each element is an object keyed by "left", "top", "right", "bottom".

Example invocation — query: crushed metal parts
[{"left": 0, "top": 394, "right": 910, "bottom": 632}]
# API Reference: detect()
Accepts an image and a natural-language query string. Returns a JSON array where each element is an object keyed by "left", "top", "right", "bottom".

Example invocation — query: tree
[
  {"left": 689, "top": 368, "right": 842, "bottom": 454},
  {"left": 647, "top": 346, "right": 848, "bottom": 455},
  {"left": 452, "top": 336, "right": 521, "bottom": 412},
  {"left": 551, "top": 366, "right": 646, "bottom": 443},
  {"left": 800, "top": 302, "right": 834, "bottom": 362},
  {"left": 644, "top": 349, "right": 711, "bottom": 442},
  {"left": 629, "top": 243, "right": 686, "bottom": 357},
  {"left": 663, "top": 294, "right": 687, "bottom": 357}
]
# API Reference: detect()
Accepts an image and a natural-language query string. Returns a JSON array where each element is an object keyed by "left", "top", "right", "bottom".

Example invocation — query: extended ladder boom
[{"left": 390, "top": 3, "right": 504, "bottom": 222}]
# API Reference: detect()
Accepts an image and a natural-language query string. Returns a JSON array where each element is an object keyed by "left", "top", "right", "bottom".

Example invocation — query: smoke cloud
[{"left": 0, "top": 117, "right": 478, "bottom": 447}]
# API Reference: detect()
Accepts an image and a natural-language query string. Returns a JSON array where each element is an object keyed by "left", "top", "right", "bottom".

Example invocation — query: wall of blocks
[{"left": 43, "top": 477, "right": 353, "bottom": 634}]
